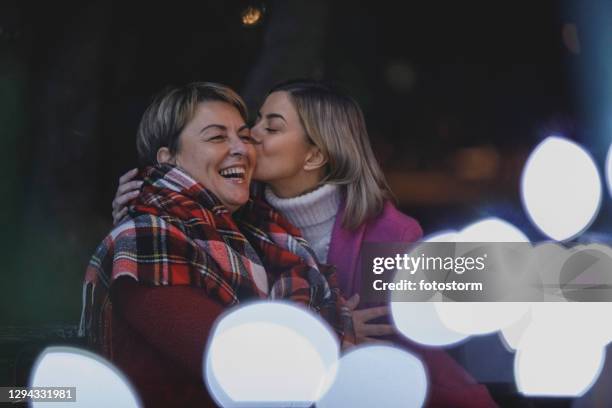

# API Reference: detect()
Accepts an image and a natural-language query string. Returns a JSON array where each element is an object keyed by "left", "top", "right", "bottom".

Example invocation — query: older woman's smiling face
[{"left": 164, "top": 101, "right": 257, "bottom": 212}]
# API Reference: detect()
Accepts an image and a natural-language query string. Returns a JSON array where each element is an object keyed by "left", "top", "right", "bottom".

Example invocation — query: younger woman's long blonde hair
[{"left": 268, "top": 80, "right": 393, "bottom": 230}]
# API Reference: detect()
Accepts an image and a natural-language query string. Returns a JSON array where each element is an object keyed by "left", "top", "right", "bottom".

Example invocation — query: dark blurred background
[{"left": 1, "top": 0, "right": 611, "bottom": 404}]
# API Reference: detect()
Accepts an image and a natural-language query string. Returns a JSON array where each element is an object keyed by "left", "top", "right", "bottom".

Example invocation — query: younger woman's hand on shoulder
[{"left": 112, "top": 168, "right": 143, "bottom": 225}]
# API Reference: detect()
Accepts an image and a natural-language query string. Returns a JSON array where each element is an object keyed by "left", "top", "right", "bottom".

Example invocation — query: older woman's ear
[
  {"left": 157, "top": 147, "right": 174, "bottom": 164},
  {"left": 303, "top": 146, "right": 327, "bottom": 172}
]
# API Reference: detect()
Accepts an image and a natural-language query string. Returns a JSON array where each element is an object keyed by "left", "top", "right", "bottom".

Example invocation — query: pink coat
[
  {"left": 329, "top": 200, "right": 423, "bottom": 296},
  {"left": 328, "top": 201, "right": 497, "bottom": 408}
]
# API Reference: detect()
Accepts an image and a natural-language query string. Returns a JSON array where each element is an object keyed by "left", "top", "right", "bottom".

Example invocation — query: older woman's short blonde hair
[
  {"left": 136, "top": 82, "right": 248, "bottom": 166},
  {"left": 268, "top": 80, "right": 393, "bottom": 230}
]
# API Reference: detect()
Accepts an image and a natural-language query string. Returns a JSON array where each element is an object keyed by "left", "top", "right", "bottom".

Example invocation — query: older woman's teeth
[{"left": 219, "top": 167, "right": 246, "bottom": 180}]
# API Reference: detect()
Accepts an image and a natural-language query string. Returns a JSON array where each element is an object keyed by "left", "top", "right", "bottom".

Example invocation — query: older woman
[{"left": 81, "top": 82, "right": 343, "bottom": 408}]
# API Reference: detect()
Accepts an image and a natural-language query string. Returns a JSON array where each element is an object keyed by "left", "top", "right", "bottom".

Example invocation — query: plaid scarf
[{"left": 80, "top": 164, "right": 345, "bottom": 352}]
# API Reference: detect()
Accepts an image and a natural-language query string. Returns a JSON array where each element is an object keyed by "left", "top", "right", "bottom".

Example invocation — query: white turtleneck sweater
[{"left": 264, "top": 184, "right": 341, "bottom": 263}]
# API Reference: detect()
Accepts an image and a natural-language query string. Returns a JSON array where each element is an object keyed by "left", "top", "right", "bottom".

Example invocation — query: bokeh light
[
  {"left": 515, "top": 325, "right": 605, "bottom": 397},
  {"left": 29, "top": 346, "right": 141, "bottom": 408},
  {"left": 606, "top": 144, "right": 612, "bottom": 197},
  {"left": 391, "top": 301, "right": 469, "bottom": 347},
  {"left": 528, "top": 302, "right": 612, "bottom": 352},
  {"left": 521, "top": 136, "right": 602, "bottom": 241},
  {"left": 459, "top": 217, "right": 529, "bottom": 243},
  {"left": 317, "top": 345, "right": 428, "bottom": 408},
  {"left": 241, "top": 5, "right": 264, "bottom": 27},
  {"left": 204, "top": 301, "right": 339, "bottom": 407}
]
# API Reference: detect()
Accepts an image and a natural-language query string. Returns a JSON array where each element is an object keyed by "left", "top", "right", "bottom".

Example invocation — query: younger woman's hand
[
  {"left": 343, "top": 294, "right": 396, "bottom": 347},
  {"left": 112, "top": 168, "right": 143, "bottom": 225}
]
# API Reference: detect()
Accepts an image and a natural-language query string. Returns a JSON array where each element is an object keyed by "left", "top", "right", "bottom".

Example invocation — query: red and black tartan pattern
[{"left": 80, "top": 164, "right": 344, "bottom": 350}]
